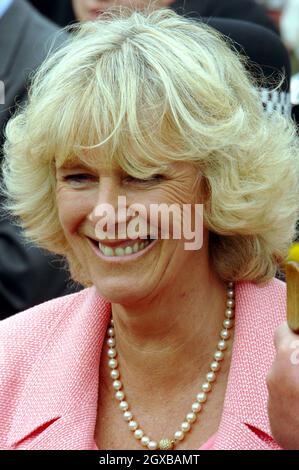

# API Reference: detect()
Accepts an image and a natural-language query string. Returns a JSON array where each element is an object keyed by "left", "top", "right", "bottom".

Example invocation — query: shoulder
[
  {"left": 0, "top": 288, "right": 91, "bottom": 445},
  {"left": 19, "top": 0, "right": 63, "bottom": 35},
  {"left": 216, "top": 278, "right": 287, "bottom": 448},
  {"left": 0, "top": 286, "right": 110, "bottom": 448},
  {"left": 0, "top": 287, "right": 94, "bottom": 368},
  {"left": 237, "top": 277, "right": 286, "bottom": 327}
]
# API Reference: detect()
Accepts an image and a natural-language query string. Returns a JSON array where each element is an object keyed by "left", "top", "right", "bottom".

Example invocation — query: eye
[
  {"left": 62, "top": 173, "right": 98, "bottom": 185},
  {"left": 123, "top": 174, "right": 165, "bottom": 184}
]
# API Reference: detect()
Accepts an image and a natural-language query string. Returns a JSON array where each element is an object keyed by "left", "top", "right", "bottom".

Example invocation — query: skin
[
  {"left": 55, "top": 153, "right": 231, "bottom": 448},
  {"left": 267, "top": 322, "right": 299, "bottom": 450},
  {"left": 72, "top": 0, "right": 174, "bottom": 21}
]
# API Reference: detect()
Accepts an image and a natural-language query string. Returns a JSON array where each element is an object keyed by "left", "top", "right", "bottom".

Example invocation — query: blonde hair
[{"left": 2, "top": 8, "right": 299, "bottom": 285}]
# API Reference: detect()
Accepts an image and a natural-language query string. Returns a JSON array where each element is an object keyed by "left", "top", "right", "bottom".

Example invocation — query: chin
[{"left": 93, "top": 278, "right": 152, "bottom": 306}]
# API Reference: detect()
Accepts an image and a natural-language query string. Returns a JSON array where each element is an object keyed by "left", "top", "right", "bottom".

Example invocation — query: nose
[
  {"left": 88, "top": 176, "right": 118, "bottom": 218},
  {"left": 88, "top": 177, "right": 130, "bottom": 238},
  {"left": 96, "top": 176, "right": 118, "bottom": 206}
]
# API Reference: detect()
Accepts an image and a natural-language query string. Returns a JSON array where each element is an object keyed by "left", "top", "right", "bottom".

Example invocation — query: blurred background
[
  {"left": 27, "top": 0, "right": 299, "bottom": 104},
  {"left": 27, "top": 0, "right": 299, "bottom": 72}
]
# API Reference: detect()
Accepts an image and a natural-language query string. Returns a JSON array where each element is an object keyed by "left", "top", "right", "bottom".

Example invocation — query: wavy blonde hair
[{"left": 2, "top": 8, "right": 299, "bottom": 285}]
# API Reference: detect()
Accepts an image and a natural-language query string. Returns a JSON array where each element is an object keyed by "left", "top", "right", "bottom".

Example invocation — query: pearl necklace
[{"left": 106, "top": 282, "right": 235, "bottom": 450}]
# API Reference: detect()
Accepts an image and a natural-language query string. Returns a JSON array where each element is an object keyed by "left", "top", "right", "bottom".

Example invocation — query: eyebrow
[{"left": 56, "top": 158, "right": 98, "bottom": 171}]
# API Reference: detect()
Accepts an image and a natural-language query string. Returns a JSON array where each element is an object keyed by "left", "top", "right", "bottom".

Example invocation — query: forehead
[
  {"left": 55, "top": 151, "right": 121, "bottom": 172},
  {"left": 54, "top": 145, "right": 173, "bottom": 177}
]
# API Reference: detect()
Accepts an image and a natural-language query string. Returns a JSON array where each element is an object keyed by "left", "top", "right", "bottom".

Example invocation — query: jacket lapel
[
  {"left": 213, "top": 280, "right": 284, "bottom": 450},
  {"left": 7, "top": 286, "right": 112, "bottom": 450}
]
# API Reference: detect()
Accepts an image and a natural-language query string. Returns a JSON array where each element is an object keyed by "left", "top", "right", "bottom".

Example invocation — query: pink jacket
[{"left": 0, "top": 279, "right": 285, "bottom": 450}]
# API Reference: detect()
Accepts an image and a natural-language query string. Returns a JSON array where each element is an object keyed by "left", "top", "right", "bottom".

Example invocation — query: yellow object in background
[
  {"left": 286, "top": 243, "right": 299, "bottom": 333},
  {"left": 287, "top": 243, "right": 299, "bottom": 263}
]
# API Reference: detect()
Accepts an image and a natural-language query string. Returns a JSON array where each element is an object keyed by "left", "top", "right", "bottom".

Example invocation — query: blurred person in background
[
  {"left": 29, "top": 0, "right": 278, "bottom": 33},
  {"left": 256, "top": 0, "right": 286, "bottom": 28},
  {"left": 281, "top": 0, "right": 299, "bottom": 63},
  {"left": 0, "top": 0, "right": 82, "bottom": 320},
  {"left": 29, "top": 0, "right": 76, "bottom": 26},
  {"left": 69, "top": 0, "right": 298, "bottom": 127},
  {"left": 73, "top": 0, "right": 278, "bottom": 31}
]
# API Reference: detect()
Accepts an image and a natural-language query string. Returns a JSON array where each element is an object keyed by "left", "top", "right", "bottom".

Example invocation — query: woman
[{"left": 0, "top": 9, "right": 298, "bottom": 450}]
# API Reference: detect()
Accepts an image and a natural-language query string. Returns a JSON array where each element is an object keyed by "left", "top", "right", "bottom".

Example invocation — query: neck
[{"left": 102, "top": 261, "right": 229, "bottom": 403}]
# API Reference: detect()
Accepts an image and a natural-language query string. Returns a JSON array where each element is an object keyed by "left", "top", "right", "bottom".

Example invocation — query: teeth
[
  {"left": 101, "top": 245, "right": 114, "bottom": 257},
  {"left": 125, "top": 246, "right": 133, "bottom": 255},
  {"left": 98, "top": 239, "right": 151, "bottom": 257},
  {"left": 115, "top": 247, "right": 125, "bottom": 257}
]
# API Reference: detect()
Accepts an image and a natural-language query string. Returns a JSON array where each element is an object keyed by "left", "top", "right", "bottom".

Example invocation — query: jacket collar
[
  {"left": 7, "top": 280, "right": 283, "bottom": 449},
  {"left": 214, "top": 280, "right": 283, "bottom": 449},
  {"left": 7, "top": 286, "right": 112, "bottom": 449}
]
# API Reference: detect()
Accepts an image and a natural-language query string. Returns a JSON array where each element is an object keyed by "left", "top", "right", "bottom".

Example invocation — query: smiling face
[
  {"left": 72, "top": 0, "right": 174, "bottom": 21},
  {"left": 55, "top": 153, "right": 208, "bottom": 305}
]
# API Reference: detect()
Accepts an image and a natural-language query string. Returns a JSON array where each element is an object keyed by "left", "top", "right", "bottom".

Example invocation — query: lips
[{"left": 87, "top": 235, "right": 153, "bottom": 250}]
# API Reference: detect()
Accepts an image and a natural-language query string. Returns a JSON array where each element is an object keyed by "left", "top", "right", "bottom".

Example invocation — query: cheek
[
  {"left": 56, "top": 189, "right": 92, "bottom": 236},
  {"left": 139, "top": 183, "right": 201, "bottom": 240}
]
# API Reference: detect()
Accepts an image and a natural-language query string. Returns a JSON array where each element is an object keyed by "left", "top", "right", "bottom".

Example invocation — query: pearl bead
[
  {"left": 206, "top": 371, "right": 216, "bottom": 382},
  {"left": 214, "top": 350, "right": 224, "bottom": 361},
  {"left": 174, "top": 430, "right": 184, "bottom": 441},
  {"left": 220, "top": 329, "right": 230, "bottom": 340},
  {"left": 110, "top": 318, "right": 114, "bottom": 325},
  {"left": 210, "top": 361, "right": 220, "bottom": 372},
  {"left": 108, "top": 348, "right": 117, "bottom": 358},
  {"left": 227, "top": 281, "right": 234, "bottom": 288},
  {"left": 134, "top": 429, "right": 144, "bottom": 439},
  {"left": 191, "top": 402, "right": 202, "bottom": 413},
  {"left": 107, "top": 327, "right": 114, "bottom": 337},
  {"left": 202, "top": 382, "right": 212, "bottom": 392},
  {"left": 107, "top": 337, "right": 115, "bottom": 347},
  {"left": 123, "top": 411, "right": 133, "bottom": 421},
  {"left": 197, "top": 392, "right": 207, "bottom": 403},
  {"left": 141, "top": 436, "right": 150, "bottom": 446},
  {"left": 227, "top": 299, "right": 235, "bottom": 308},
  {"left": 148, "top": 440, "right": 158, "bottom": 450},
  {"left": 128, "top": 420, "right": 138, "bottom": 431},
  {"left": 223, "top": 319, "right": 234, "bottom": 329},
  {"left": 225, "top": 308, "right": 235, "bottom": 319},
  {"left": 186, "top": 412, "right": 197, "bottom": 423},
  {"left": 226, "top": 289, "right": 234, "bottom": 298},
  {"left": 181, "top": 421, "right": 191, "bottom": 432},
  {"left": 119, "top": 400, "right": 129, "bottom": 411},
  {"left": 108, "top": 358, "right": 118, "bottom": 369},
  {"left": 115, "top": 390, "right": 125, "bottom": 401},
  {"left": 111, "top": 369, "right": 120, "bottom": 380},
  {"left": 112, "top": 380, "right": 122, "bottom": 390},
  {"left": 217, "top": 340, "right": 227, "bottom": 351}
]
